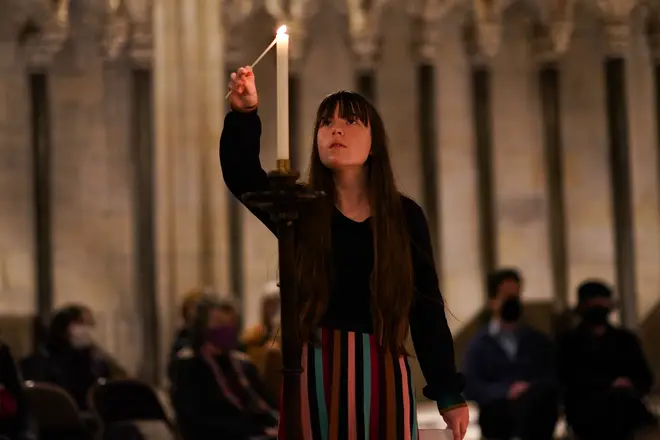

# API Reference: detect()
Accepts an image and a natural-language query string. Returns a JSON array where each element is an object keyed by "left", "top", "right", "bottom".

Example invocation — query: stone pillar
[
  {"left": 560, "top": 6, "right": 615, "bottom": 307},
  {"left": 599, "top": 2, "right": 638, "bottom": 328},
  {"left": 478, "top": 0, "right": 554, "bottom": 303},
  {"left": 0, "top": 3, "right": 36, "bottom": 349},
  {"left": 427, "top": 10, "right": 485, "bottom": 333},
  {"left": 621, "top": 9, "right": 660, "bottom": 325},
  {"left": 412, "top": 9, "right": 441, "bottom": 256},
  {"left": 154, "top": 0, "right": 229, "bottom": 370},
  {"left": 120, "top": 0, "right": 159, "bottom": 383},
  {"left": 20, "top": 0, "right": 67, "bottom": 317},
  {"left": 464, "top": 6, "right": 502, "bottom": 287},
  {"left": 532, "top": 3, "right": 575, "bottom": 314}
]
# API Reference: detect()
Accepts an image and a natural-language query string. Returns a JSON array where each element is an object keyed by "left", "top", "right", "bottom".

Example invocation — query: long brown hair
[{"left": 295, "top": 91, "right": 414, "bottom": 354}]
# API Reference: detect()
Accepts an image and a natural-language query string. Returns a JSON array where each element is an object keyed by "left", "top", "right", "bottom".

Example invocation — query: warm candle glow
[{"left": 277, "top": 25, "right": 288, "bottom": 35}]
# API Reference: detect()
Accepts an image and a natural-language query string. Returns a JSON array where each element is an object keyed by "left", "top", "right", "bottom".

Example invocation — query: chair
[
  {"left": 89, "top": 379, "right": 172, "bottom": 428},
  {"left": 23, "top": 381, "right": 91, "bottom": 440}
]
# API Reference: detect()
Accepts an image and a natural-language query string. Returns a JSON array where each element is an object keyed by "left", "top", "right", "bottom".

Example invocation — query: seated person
[
  {"left": 463, "top": 268, "right": 559, "bottom": 440},
  {"left": 558, "top": 280, "right": 659, "bottom": 440},
  {"left": 21, "top": 304, "right": 110, "bottom": 410},
  {"left": 167, "top": 288, "right": 213, "bottom": 383},
  {"left": 0, "top": 341, "right": 36, "bottom": 440},
  {"left": 172, "top": 298, "right": 278, "bottom": 440}
]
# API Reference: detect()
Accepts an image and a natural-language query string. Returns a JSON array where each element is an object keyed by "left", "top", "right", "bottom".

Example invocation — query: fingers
[
  {"left": 449, "top": 420, "right": 467, "bottom": 440},
  {"left": 452, "top": 424, "right": 461, "bottom": 440}
]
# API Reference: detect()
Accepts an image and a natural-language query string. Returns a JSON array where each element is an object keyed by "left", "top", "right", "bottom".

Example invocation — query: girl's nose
[{"left": 332, "top": 126, "right": 344, "bottom": 136}]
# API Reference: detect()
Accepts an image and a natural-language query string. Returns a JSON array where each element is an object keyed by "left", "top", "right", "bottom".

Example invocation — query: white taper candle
[{"left": 276, "top": 25, "right": 290, "bottom": 161}]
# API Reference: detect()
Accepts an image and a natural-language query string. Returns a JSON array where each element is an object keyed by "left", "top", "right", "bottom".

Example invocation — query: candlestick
[{"left": 276, "top": 25, "right": 290, "bottom": 162}]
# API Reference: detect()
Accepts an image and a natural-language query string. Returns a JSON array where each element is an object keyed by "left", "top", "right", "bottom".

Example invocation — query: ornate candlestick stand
[{"left": 242, "top": 159, "right": 323, "bottom": 440}]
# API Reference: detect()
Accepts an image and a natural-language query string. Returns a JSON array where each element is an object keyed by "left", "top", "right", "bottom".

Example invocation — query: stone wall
[{"left": 0, "top": 0, "right": 658, "bottom": 387}]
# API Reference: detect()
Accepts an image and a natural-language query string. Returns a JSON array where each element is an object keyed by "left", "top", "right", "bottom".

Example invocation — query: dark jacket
[
  {"left": 463, "top": 323, "right": 557, "bottom": 405},
  {"left": 172, "top": 351, "right": 277, "bottom": 440},
  {"left": 558, "top": 323, "right": 653, "bottom": 400}
]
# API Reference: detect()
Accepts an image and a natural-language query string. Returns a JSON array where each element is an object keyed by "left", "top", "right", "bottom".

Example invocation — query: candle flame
[{"left": 276, "top": 25, "right": 288, "bottom": 35}]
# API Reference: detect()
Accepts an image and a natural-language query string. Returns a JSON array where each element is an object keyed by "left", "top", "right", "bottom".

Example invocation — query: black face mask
[
  {"left": 581, "top": 306, "right": 610, "bottom": 326},
  {"left": 500, "top": 297, "right": 522, "bottom": 323}
]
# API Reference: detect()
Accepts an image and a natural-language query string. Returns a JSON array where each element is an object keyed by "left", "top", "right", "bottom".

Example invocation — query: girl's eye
[
  {"left": 319, "top": 118, "right": 331, "bottom": 126},
  {"left": 346, "top": 117, "right": 359, "bottom": 125}
]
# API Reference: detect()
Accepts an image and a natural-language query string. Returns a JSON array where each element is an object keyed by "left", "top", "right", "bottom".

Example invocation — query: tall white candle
[{"left": 276, "top": 25, "right": 290, "bottom": 161}]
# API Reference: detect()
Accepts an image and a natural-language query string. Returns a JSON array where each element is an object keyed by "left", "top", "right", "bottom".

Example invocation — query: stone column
[
  {"left": 599, "top": 1, "right": 638, "bottom": 328},
  {"left": 117, "top": 0, "right": 159, "bottom": 382},
  {"left": 0, "top": 3, "right": 37, "bottom": 351},
  {"left": 560, "top": 6, "right": 615, "bottom": 307},
  {"left": 621, "top": 9, "right": 660, "bottom": 325},
  {"left": 532, "top": 2, "right": 575, "bottom": 314},
  {"left": 410, "top": 3, "right": 441, "bottom": 256},
  {"left": 464, "top": 4, "right": 502, "bottom": 287},
  {"left": 154, "top": 0, "right": 229, "bottom": 371},
  {"left": 20, "top": 0, "right": 67, "bottom": 319},
  {"left": 478, "top": 0, "right": 555, "bottom": 304}
]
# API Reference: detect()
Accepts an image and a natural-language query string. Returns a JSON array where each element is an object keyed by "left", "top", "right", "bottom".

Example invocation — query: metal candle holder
[{"left": 241, "top": 159, "right": 324, "bottom": 440}]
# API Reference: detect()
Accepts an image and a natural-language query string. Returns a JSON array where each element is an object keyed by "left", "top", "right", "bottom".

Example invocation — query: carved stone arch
[
  {"left": 124, "top": 0, "right": 153, "bottom": 66},
  {"left": 330, "top": 0, "right": 394, "bottom": 71},
  {"left": 263, "top": 0, "right": 322, "bottom": 70},
  {"left": 101, "top": 0, "right": 131, "bottom": 62},
  {"left": 18, "top": 0, "right": 71, "bottom": 68},
  {"left": 530, "top": 0, "right": 576, "bottom": 62},
  {"left": 596, "top": 0, "right": 639, "bottom": 55},
  {"left": 463, "top": 0, "right": 508, "bottom": 61},
  {"left": 407, "top": 0, "right": 467, "bottom": 62}
]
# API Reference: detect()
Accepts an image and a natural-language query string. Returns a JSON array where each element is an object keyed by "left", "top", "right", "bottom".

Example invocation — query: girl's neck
[{"left": 334, "top": 169, "right": 369, "bottom": 221}]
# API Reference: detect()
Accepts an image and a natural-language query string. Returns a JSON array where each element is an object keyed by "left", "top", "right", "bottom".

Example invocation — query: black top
[
  {"left": 558, "top": 323, "right": 654, "bottom": 399},
  {"left": 219, "top": 109, "right": 465, "bottom": 409}
]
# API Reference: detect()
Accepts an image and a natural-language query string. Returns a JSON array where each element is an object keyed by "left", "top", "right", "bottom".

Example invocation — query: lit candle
[{"left": 276, "top": 25, "right": 289, "bottom": 162}]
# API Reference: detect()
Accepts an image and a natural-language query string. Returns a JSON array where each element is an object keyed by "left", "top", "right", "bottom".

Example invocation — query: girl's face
[{"left": 317, "top": 106, "right": 371, "bottom": 170}]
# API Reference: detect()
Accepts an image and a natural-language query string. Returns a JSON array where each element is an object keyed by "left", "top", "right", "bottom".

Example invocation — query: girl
[{"left": 221, "top": 66, "right": 469, "bottom": 440}]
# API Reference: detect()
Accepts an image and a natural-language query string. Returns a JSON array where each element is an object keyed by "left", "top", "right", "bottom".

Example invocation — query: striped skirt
[{"left": 278, "top": 328, "right": 419, "bottom": 440}]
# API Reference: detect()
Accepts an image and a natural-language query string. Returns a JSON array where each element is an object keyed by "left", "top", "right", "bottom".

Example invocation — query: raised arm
[
  {"left": 404, "top": 197, "right": 466, "bottom": 412},
  {"left": 219, "top": 66, "right": 276, "bottom": 235}
]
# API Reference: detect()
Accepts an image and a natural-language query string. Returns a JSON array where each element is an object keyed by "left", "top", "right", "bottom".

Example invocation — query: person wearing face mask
[
  {"left": 172, "top": 298, "right": 278, "bottom": 440},
  {"left": 20, "top": 305, "right": 110, "bottom": 411},
  {"left": 463, "top": 268, "right": 559, "bottom": 440},
  {"left": 558, "top": 280, "right": 658, "bottom": 440}
]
